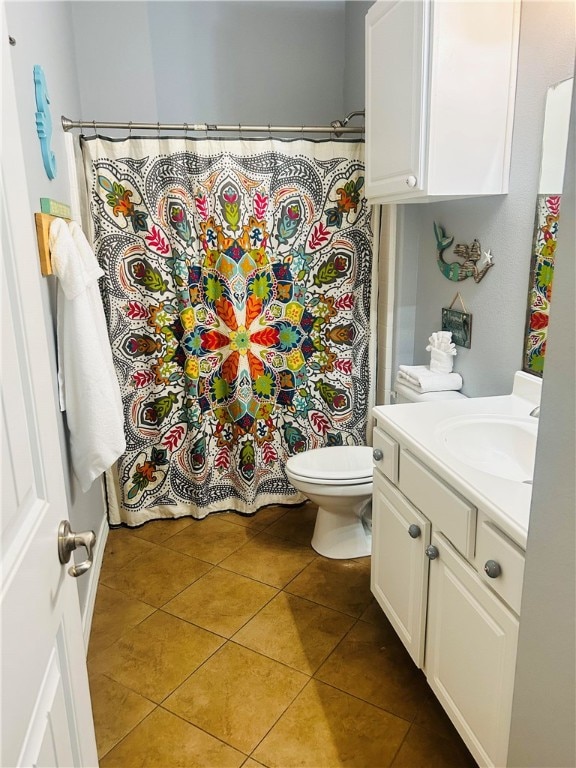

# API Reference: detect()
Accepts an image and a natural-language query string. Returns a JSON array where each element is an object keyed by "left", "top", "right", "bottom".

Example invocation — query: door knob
[
  {"left": 373, "top": 448, "right": 383, "bottom": 461},
  {"left": 408, "top": 524, "right": 421, "bottom": 538},
  {"left": 484, "top": 560, "right": 502, "bottom": 579},
  {"left": 58, "top": 520, "right": 96, "bottom": 578},
  {"left": 425, "top": 544, "right": 439, "bottom": 560}
]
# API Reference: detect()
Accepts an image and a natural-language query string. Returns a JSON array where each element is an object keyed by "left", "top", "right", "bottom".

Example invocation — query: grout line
[{"left": 156, "top": 704, "right": 250, "bottom": 759}]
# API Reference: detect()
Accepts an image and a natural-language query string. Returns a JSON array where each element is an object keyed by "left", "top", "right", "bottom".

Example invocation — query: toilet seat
[
  {"left": 286, "top": 473, "right": 372, "bottom": 487},
  {"left": 286, "top": 446, "right": 373, "bottom": 482}
]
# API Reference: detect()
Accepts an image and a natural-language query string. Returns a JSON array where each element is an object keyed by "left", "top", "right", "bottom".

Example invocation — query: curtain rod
[{"left": 61, "top": 110, "right": 365, "bottom": 137}]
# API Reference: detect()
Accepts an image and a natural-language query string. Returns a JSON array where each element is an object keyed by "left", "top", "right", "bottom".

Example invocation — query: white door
[
  {"left": 1, "top": 29, "right": 98, "bottom": 768},
  {"left": 425, "top": 533, "right": 519, "bottom": 768},
  {"left": 371, "top": 472, "right": 430, "bottom": 666},
  {"left": 365, "top": 0, "right": 428, "bottom": 200}
]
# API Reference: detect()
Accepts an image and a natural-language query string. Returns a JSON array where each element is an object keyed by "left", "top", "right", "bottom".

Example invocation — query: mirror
[{"left": 523, "top": 77, "right": 574, "bottom": 376}]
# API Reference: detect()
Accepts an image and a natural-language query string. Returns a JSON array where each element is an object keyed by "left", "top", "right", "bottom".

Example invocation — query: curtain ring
[
  {"left": 92, "top": 120, "right": 97, "bottom": 136},
  {"left": 157, "top": 121, "right": 161, "bottom": 139},
  {"left": 268, "top": 123, "right": 272, "bottom": 140},
  {"left": 183, "top": 122, "right": 188, "bottom": 140},
  {"left": 128, "top": 121, "right": 133, "bottom": 138}
]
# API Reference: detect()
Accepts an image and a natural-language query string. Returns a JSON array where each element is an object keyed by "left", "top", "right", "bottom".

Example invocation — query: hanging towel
[
  {"left": 397, "top": 365, "right": 463, "bottom": 393},
  {"left": 50, "top": 218, "right": 125, "bottom": 492}
]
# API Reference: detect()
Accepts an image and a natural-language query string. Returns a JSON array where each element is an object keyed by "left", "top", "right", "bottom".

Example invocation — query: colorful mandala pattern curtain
[
  {"left": 523, "top": 194, "right": 561, "bottom": 376},
  {"left": 81, "top": 137, "right": 375, "bottom": 526}
]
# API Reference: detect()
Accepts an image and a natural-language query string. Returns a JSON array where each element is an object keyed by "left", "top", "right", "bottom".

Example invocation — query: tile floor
[{"left": 88, "top": 502, "right": 477, "bottom": 767}]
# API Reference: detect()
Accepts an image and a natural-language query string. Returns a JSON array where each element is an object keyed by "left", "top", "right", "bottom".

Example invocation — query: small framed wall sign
[{"left": 442, "top": 294, "right": 472, "bottom": 348}]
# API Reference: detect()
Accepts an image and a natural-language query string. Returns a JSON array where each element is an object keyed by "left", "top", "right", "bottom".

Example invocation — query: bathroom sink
[{"left": 435, "top": 415, "right": 537, "bottom": 483}]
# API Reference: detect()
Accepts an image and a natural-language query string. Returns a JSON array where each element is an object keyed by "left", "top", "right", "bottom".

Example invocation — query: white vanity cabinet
[
  {"left": 371, "top": 427, "right": 524, "bottom": 767},
  {"left": 365, "top": 0, "right": 520, "bottom": 203}
]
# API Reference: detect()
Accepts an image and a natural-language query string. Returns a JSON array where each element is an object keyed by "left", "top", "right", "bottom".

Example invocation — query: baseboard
[{"left": 82, "top": 513, "right": 109, "bottom": 652}]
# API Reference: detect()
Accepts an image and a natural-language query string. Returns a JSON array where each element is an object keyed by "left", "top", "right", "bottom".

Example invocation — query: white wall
[
  {"left": 5, "top": 1, "right": 107, "bottom": 613},
  {"left": 344, "top": 0, "right": 373, "bottom": 115},
  {"left": 71, "top": 0, "right": 348, "bottom": 128},
  {"left": 395, "top": 1, "right": 575, "bottom": 396},
  {"left": 70, "top": 1, "right": 157, "bottom": 124},
  {"left": 508, "top": 85, "right": 575, "bottom": 768}
]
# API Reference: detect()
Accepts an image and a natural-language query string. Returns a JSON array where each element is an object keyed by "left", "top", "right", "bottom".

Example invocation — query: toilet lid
[{"left": 286, "top": 446, "right": 373, "bottom": 481}]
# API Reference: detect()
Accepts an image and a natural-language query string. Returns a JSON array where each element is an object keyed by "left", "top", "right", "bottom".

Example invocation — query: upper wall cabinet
[{"left": 365, "top": 0, "right": 520, "bottom": 204}]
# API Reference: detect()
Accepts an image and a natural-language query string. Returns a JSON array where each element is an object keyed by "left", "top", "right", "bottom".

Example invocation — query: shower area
[{"left": 65, "top": 1, "right": 378, "bottom": 528}]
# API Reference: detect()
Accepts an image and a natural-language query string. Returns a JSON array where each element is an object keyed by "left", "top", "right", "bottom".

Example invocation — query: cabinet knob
[
  {"left": 425, "top": 544, "right": 439, "bottom": 560},
  {"left": 484, "top": 560, "right": 502, "bottom": 579},
  {"left": 406, "top": 175, "right": 417, "bottom": 188},
  {"left": 408, "top": 524, "right": 421, "bottom": 539},
  {"left": 373, "top": 448, "right": 383, "bottom": 461}
]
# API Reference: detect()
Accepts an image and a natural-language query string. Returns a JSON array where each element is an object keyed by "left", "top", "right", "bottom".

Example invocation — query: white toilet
[
  {"left": 285, "top": 445, "right": 374, "bottom": 559},
  {"left": 286, "top": 383, "right": 468, "bottom": 560}
]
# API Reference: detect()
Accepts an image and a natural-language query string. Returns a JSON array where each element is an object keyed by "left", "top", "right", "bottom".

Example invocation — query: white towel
[
  {"left": 50, "top": 218, "right": 126, "bottom": 492},
  {"left": 397, "top": 365, "right": 463, "bottom": 393}
]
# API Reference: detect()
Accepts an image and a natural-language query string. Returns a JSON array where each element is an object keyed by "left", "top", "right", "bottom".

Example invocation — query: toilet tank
[{"left": 394, "top": 382, "right": 467, "bottom": 404}]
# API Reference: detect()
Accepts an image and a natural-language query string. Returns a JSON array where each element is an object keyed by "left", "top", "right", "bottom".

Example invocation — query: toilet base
[{"left": 311, "top": 504, "right": 372, "bottom": 559}]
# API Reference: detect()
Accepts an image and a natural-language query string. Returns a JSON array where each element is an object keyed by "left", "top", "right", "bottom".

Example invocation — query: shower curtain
[{"left": 81, "top": 136, "right": 376, "bottom": 526}]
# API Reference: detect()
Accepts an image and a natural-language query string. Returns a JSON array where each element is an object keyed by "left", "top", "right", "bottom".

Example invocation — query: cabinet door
[
  {"left": 365, "top": 0, "right": 429, "bottom": 200},
  {"left": 371, "top": 472, "right": 430, "bottom": 667},
  {"left": 426, "top": 533, "right": 519, "bottom": 768}
]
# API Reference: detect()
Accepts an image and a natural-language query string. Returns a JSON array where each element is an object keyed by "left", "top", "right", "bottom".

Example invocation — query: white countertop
[{"left": 373, "top": 373, "right": 542, "bottom": 549}]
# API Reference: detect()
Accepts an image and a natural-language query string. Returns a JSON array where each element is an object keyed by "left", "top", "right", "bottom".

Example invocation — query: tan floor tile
[
  {"left": 391, "top": 724, "right": 477, "bottom": 768},
  {"left": 220, "top": 533, "right": 316, "bottom": 588},
  {"left": 90, "top": 610, "right": 224, "bottom": 703},
  {"left": 253, "top": 679, "right": 410, "bottom": 768},
  {"left": 315, "top": 617, "right": 428, "bottom": 721},
  {"left": 285, "top": 555, "right": 373, "bottom": 617},
  {"left": 88, "top": 585, "right": 155, "bottom": 658},
  {"left": 88, "top": 673, "right": 155, "bottom": 758},
  {"left": 129, "top": 515, "right": 194, "bottom": 543},
  {"left": 99, "top": 528, "right": 156, "bottom": 580},
  {"left": 164, "top": 567, "right": 277, "bottom": 637},
  {"left": 413, "top": 685, "right": 468, "bottom": 744},
  {"left": 358, "top": 598, "right": 387, "bottom": 626},
  {"left": 164, "top": 642, "right": 307, "bottom": 754},
  {"left": 163, "top": 516, "right": 260, "bottom": 564},
  {"left": 100, "top": 707, "right": 245, "bottom": 768},
  {"left": 264, "top": 503, "right": 318, "bottom": 544},
  {"left": 215, "top": 505, "right": 290, "bottom": 530},
  {"left": 100, "top": 544, "right": 212, "bottom": 607},
  {"left": 233, "top": 592, "right": 354, "bottom": 674}
]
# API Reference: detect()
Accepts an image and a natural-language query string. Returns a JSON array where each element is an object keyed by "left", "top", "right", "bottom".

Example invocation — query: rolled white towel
[
  {"left": 429, "top": 348, "right": 454, "bottom": 374},
  {"left": 397, "top": 365, "right": 462, "bottom": 393}
]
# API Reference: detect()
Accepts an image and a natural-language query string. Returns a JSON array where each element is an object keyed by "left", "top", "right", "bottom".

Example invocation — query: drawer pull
[
  {"left": 408, "top": 524, "right": 421, "bottom": 539},
  {"left": 425, "top": 544, "right": 439, "bottom": 560},
  {"left": 373, "top": 448, "right": 384, "bottom": 461},
  {"left": 406, "top": 175, "right": 417, "bottom": 188},
  {"left": 484, "top": 560, "right": 502, "bottom": 579}
]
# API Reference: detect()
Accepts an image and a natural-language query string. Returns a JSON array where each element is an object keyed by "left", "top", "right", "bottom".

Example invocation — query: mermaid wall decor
[{"left": 434, "top": 222, "right": 494, "bottom": 283}]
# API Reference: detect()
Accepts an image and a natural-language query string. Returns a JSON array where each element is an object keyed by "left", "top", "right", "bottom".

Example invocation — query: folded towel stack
[
  {"left": 397, "top": 365, "right": 463, "bottom": 393},
  {"left": 425, "top": 331, "right": 457, "bottom": 373}
]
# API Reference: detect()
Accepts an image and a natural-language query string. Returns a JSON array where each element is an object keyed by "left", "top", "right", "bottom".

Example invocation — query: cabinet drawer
[
  {"left": 476, "top": 519, "right": 525, "bottom": 615},
  {"left": 373, "top": 427, "right": 399, "bottom": 484},
  {"left": 399, "top": 450, "right": 476, "bottom": 558}
]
